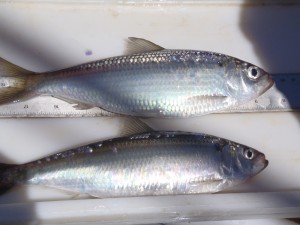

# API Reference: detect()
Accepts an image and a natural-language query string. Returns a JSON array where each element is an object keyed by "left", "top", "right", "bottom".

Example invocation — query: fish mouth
[
  {"left": 267, "top": 74, "right": 275, "bottom": 88},
  {"left": 265, "top": 73, "right": 275, "bottom": 89},
  {"left": 253, "top": 153, "right": 269, "bottom": 173},
  {"left": 261, "top": 158, "right": 269, "bottom": 169},
  {"left": 257, "top": 73, "right": 275, "bottom": 97}
]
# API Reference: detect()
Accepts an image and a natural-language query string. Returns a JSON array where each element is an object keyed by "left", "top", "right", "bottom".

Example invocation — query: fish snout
[
  {"left": 253, "top": 153, "right": 269, "bottom": 174},
  {"left": 266, "top": 73, "right": 275, "bottom": 88}
]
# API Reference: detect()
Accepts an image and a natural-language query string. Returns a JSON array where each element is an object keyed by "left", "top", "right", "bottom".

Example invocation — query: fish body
[
  {"left": 0, "top": 132, "right": 268, "bottom": 198},
  {"left": 0, "top": 38, "right": 273, "bottom": 117}
]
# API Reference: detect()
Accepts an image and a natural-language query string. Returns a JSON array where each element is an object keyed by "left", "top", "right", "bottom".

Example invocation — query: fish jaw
[
  {"left": 258, "top": 73, "right": 274, "bottom": 96},
  {"left": 251, "top": 153, "right": 269, "bottom": 177}
]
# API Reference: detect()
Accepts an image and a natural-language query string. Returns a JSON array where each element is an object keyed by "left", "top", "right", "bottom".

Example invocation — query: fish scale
[
  {"left": 0, "top": 131, "right": 268, "bottom": 198},
  {"left": 0, "top": 38, "right": 273, "bottom": 117},
  {"left": 27, "top": 49, "right": 269, "bottom": 117}
]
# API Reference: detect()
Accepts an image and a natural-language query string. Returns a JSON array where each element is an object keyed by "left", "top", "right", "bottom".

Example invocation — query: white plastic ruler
[{"left": 0, "top": 73, "right": 298, "bottom": 118}]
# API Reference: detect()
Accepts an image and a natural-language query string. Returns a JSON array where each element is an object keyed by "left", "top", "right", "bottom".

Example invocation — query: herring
[
  {"left": 0, "top": 37, "right": 274, "bottom": 117},
  {"left": 0, "top": 132, "right": 268, "bottom": 198}
]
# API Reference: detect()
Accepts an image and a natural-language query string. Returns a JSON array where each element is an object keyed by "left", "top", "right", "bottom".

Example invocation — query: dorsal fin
[
  {"left": 119, "top": 117, "right": 154, "bottom": 136},
  {"left": 124, "top": 37, "right": 165, "bottom": 55}
]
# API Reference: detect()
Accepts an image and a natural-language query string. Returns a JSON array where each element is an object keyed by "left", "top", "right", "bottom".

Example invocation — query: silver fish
[
  {"left": 0, "top": 37, "right": 273, "bottom": 117},
  {"left": 0, "top": 132, "right": 268, "bottom": 198}
]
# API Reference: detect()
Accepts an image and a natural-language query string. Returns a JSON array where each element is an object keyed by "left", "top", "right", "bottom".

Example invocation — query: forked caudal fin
[
  {"left": 0, "top": 163, "right": 17, "bottom": 195},
  {"left": 0, "top": 57, "right": 37, "bottom": 104}
]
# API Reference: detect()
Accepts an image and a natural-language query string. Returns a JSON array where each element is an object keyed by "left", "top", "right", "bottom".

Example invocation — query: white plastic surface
[
  {"left": 0, "top": 1, "right": 300, "bottom": 225},
  {"left": 1, "top": 192, "right": 300, "bottom": 224}
]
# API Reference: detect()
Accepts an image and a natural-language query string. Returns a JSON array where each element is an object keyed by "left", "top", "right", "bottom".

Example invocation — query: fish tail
[
  {"left": 0, "top": 163, "right": 17, "bottom": 195},
  {"left": 0, "top": 57, "right": 39, "bottom": 104}
]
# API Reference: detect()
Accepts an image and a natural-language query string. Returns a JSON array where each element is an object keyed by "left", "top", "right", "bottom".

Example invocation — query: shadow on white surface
[
  {"left": 0, "top": 21, "right": 65, "bottom": 71},
  {"left": 0, "top": 154, "right": 35, "bottom": 225},
  {"left": 0, "top": 1, "right": 299, "bottom": 225},
  {"left": 241, "top": 3, "right": 300, "bottom": 109},
  {"left": 240, "top": 3, "right": 300, "bottom": 74},
  {"left": 240, "top": 1, "right": 300, "bottom": 223}
]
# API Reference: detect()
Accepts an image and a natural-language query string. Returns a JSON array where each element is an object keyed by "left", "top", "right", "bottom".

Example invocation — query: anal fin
[
  {"left": 51, "top": 96, "right": 95, "bottom": 110},
  {"left": 72, "top": 102, "right": 95, "bottom": 110},
  {"left": 51, "top": 95, "right": 153, "bottom": 135}
]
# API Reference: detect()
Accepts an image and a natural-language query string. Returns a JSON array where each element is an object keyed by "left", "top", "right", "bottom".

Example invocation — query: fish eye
[
  {"left": 243, "top": 149, "right": 255, "bottom": 160},
  {"left": 247, "top": 66, "right": 260, "bottom": 80}
]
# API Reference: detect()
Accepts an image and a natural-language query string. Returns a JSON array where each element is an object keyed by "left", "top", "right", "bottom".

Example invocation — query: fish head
[
  {"left": 220, "top": 142, "right": 268, "bottom": 183},
  {"left": 225, "top": 59, "right": 274, "bottom": 104}
]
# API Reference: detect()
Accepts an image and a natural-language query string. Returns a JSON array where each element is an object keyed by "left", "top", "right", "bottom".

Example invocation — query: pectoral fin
[
  {"left": 188, "top": 178, "right": 224, "bottom": 193},
  {"left": 185, "top": 95, "right": 229, "bottom": 108},
  {"left": 124, "top": 37, "right": 165, "bottom": 55},
  {"left": 187, "top": 95, "right": 228, "bottom": 102}
]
